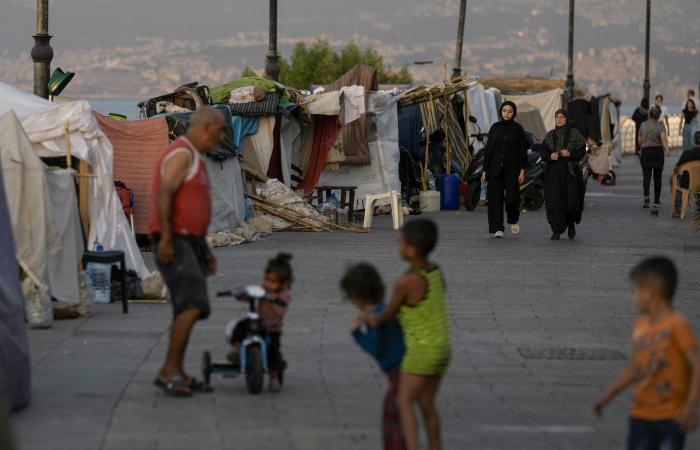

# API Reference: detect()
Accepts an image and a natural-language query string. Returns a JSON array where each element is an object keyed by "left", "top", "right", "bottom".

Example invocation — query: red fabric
[
  {"left": 95, "top": 113, "right": 169, "bottom": 234},
  {"left": 383, "top": 370, "right": 405, "bottom": 450},
  {"left": 266, "top": 115, "right": 283, "bottom": 182},
  {"left": 149, "top": 138, "right": 212, "bottom": 237},
  {"left": 298, "top": 115, "right": 341, "bottom": 195}
]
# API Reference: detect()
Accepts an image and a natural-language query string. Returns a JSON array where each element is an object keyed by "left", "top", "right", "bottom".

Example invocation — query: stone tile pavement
[{"left": 10, "top": 153, "right": 700, "bottom": 449}]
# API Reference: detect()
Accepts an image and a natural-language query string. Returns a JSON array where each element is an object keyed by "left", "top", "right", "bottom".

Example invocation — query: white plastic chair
[{"left": 363, "top": 191, "right": 404, "bottom": 230}]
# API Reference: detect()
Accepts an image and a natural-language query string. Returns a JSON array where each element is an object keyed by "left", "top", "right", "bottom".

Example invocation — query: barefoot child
[
  {"left": 226, "top": 253, "right": 293, "bottom": 393},
  {"left": 594, "top": 256, "right": 700, "bottom": 450},
  {"left": 341, "top": 263, "right": 406, "bottom": 450},
  {"left": 368, "top": 219, "right": 451, "bottom": 450}
]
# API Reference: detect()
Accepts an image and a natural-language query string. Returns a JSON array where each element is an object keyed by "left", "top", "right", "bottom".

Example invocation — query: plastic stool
[
  {"left": 363, "top": 191, "right": 403, "bottom": 230},
  {"left": 82, "top": 250, "right": 128, "bottom": 314}
]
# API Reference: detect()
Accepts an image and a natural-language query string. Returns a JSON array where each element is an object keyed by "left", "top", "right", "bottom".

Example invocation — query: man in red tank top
[{"left": 151, "top": 106, "right": 225, "bottom": 396}]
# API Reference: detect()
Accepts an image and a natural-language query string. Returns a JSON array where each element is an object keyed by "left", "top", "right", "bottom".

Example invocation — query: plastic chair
[
  {"left": 670, "top": 161, "right": 700, "bottom": 219},
  {"left": 82, "top": 250, "right": 128, "bottom": 314},
  {"left": 363, "top": 191, "right": 403, "bottom": 230}
]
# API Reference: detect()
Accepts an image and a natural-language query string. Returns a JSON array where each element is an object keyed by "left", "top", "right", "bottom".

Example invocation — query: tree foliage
[{"left": 278, "top": 39, "right": 412, "bottom": 89}]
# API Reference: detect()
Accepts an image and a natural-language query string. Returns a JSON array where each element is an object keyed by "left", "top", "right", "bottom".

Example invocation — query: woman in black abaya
[
  {"left": 480, "top": 101, "right": 528, "bottom": 238},
  {"left": 541, "top": 109, "right": 586, "bottom": 240}
]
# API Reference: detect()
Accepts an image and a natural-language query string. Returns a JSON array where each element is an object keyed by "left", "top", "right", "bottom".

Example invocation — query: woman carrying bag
[{"left": 638, "top": 106, "right": 670, "bottom": 216}]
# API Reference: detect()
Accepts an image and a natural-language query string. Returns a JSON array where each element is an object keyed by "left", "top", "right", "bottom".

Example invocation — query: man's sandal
[{"left": 154, "top": 377, "right": 193, "bottom": 397}]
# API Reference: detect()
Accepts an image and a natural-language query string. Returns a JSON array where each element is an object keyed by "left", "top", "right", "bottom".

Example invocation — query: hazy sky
[{"left": 1, "top": 0, "right": 698, "bottom": 100}]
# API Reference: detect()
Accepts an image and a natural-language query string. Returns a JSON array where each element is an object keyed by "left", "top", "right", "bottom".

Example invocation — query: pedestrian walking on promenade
[
  {"left": 594, "top": 256, "right": 700, "bottom": 450},
  {"left": 638, "top": 106, "right": 670, "bottom": 216},
  {"left": 341, "top": 263, "right": 406, "bottom": 450},
  {"left": 368, "top": 219, "right": 451, "bottom": 450},
  {"left": 480, "top": 101, "right": 529, "bottom": 239},
  {"left": 540, "top": 109, "right": 586, "bottom": 240},
  {"left": 679, "top": 99, "right": 698, "bottom": 151},
  {"left": 150, "top": 106, "right": 225, "bottom": 396},
  {"left": 655, "top": 94, "right": 671, "bottom": 134},
  {"left": 632, "top": 99, "right": 650, "bottom": 156}
]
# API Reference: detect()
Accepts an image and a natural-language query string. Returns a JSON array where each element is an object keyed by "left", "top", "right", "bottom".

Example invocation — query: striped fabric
[
  {"left": 419, "top": 98, "right": 472, "bottom": 172},
  {"left": 398, "top": 267, "right": 451, "bottom": 376},
  {"left": 228, "top": 92, "right": 280, "bottom": 116}
]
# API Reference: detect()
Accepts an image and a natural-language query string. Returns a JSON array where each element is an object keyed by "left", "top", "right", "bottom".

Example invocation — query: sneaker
[
  {"left": 643, "top": 198, "right": 650, "bottom": 209},
  {"left": 269, "top": 377, "right": 281, "bottom": 393},
  {"left": 650, "top": 204, "right": 659, "bottom": 216},
  {"left": 511, "top": 224, "right": 520, "bottom": 235},
  {"left": 494, "top": 231, "right": 505, "bottom": 239}
]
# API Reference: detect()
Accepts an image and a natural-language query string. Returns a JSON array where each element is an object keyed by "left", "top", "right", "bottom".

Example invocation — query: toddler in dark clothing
[
  {"left": 226, "top": 253, "right": 292, "bottom": 393},
  {"left": 341, "top": 263, "right": 406, "bottom": 450}
]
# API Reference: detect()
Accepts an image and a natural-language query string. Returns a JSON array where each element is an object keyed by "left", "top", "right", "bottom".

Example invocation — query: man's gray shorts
[{"left": 154, "top": 235, "right": 211, "bottom": 319}]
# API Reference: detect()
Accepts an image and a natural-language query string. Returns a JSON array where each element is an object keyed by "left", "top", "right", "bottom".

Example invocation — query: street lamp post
[
  {"left": 643, "top": 0, "right": 651, "bottom": 101},
  {"left": 264, "top": 0, "right": 280, "bottom": 82},
  {"left": 564, "top": 0, "right": 575, "bottom": 102},
  {"left": 31, "top": 0, "right": 53, "bottom": 99},
  {"left": 452, "top": 0, "right": 467, "bottom": 79}
]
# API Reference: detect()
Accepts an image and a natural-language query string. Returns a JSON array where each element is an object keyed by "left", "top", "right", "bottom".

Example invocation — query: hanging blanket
[
  {"left": 228, "top": 92, "right": 281, "bottom": 117},
  {"left": 297, "top": 115, "right": 341, "bottom": 195},
  {"left": 324, "top": 64, "right": 377, "bottom": 164},
  {"left": 95, "top": 113, "right": 170, "bottom": 234}
]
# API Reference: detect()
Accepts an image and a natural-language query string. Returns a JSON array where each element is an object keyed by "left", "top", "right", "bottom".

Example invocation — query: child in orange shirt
[{"left": 594, "top": 256, "right": 700, "bottom": 450}]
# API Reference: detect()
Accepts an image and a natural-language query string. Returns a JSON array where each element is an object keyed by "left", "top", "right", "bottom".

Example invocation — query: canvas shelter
[{"left": 18, "top": 100, "right": 151, "bottom": 278}]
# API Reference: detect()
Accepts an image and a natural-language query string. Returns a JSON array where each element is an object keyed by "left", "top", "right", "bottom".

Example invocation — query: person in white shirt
[{"left": 655, "top": 94, "right": 671, "bottom": 133}]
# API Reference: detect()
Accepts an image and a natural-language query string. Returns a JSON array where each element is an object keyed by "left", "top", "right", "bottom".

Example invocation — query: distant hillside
[{"left": 1, "top": 0, "right": 697, "bottom": 102}]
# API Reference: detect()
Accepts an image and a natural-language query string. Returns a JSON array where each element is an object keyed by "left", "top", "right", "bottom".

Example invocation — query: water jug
[
  {"left": 86, "top": 242, "right": 112, "bottom": 304},
  {"left": 439, "top": 173, "right": 460, "bottom": 210}
]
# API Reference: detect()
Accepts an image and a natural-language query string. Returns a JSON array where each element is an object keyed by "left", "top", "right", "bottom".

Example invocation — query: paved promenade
[{"left": 11, "top": 153, "right": 700, "bottom": 450}]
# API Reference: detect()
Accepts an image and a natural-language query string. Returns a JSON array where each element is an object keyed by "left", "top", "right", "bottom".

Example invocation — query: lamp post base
[{"left": 265, "top": 52, "right": 280, "bottom": 82}]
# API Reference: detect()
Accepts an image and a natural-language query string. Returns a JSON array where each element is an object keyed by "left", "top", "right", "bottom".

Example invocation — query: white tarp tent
[
  {"left": 504, "top": 89, "right": 563, "bottom": 132},
  {"left": 0, "top": 81, "right": 55, "bottom": 117},
  {"left": 19, "top": 101, "right": 151, "bottom": 278},
  {"left": 318, "top": 93, "right": 401, "bottom": 205}
]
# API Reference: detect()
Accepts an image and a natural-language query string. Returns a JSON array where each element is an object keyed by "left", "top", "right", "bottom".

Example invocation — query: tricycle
[{"left": 201, "top": 285, "right": 286, "bottom": 394}]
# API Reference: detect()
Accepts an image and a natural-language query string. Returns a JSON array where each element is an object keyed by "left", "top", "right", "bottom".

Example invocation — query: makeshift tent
[
  {"left": 0, "top": 81, "right": 55, "bottom": 117},
  {"left": 19, "top": 101, "right": 151, "bottom": 278},
  {"left": 205, "top": 156, "right": 246, "bottom": 234},
  {"left": 504, "top": 89, "right": 564, "bottom": 133},
  {"left": 318, "top": 93, "right": 401, "bottom": 204},
  {"left": 0, "top": 156, "right": 31, "bottom": 412},
  {"left": 0, "top": 111, "right": 59, "bottom": 327}
]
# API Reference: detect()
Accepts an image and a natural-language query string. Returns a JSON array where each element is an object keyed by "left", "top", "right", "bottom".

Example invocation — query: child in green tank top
[{"left": 368, "top": 219, "right": 451, "bottom": 450}]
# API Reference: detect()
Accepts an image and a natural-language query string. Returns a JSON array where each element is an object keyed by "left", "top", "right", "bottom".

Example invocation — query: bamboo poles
[{"left": 247, "top": 193, "right": 367, "bottom": 233}]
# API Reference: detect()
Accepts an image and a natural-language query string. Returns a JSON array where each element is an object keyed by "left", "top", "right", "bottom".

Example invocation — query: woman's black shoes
[
  {"left": 551, "top": 232, "right": 560, "bottom": 240},
  {"left": 643, "top": 198, "right": 650, "bottom": 208},
  {"left": 568, "top": 225, "right": 576, "bottom": 239}
]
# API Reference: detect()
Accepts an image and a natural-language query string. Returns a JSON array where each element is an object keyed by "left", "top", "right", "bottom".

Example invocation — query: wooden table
[{"left": 315, "top": 185, "right": 357, "bottom": 223}]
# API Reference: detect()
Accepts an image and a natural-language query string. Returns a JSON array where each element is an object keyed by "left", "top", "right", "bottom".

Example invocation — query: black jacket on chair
[{"left": 482, "top": 120, "right": 529, "bottom": 178}]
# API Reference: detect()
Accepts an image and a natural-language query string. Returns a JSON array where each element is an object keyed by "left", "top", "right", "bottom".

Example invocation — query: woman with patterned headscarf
[{"left": 540, "top": 109, "right": 586, "bottom": 240}]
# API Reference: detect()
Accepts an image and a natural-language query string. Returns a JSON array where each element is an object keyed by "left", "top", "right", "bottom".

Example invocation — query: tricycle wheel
[
  {"left": 463, "top": 181, "right": 481, "bottom": 211},
  {"left": 202, "top": 351, "right": 212, "bottom": 387},
  {"left": 245, "top": 345, "right": 264, "bottom": 394}
]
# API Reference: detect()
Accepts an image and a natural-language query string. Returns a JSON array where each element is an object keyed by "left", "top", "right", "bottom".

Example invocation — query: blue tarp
[
  {"left": 398, "top": 103, "right": 424, "bottom": 161},
  {"left": 0, "top": 159, "right": 31, "bottom": 412}
]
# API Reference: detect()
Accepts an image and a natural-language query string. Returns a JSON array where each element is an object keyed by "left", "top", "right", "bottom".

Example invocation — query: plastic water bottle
[
  {"left": 244, "top": 195, "right": 255, "bottom": 220},
  {"left": 427, "top": 171, "right": 436, "bottom": 191},
  {"left": 480, "top": 182, "right": 488, "bottom": 202},
  {"left": 86, "top": 242, "right": 112, "bottom": 304}
]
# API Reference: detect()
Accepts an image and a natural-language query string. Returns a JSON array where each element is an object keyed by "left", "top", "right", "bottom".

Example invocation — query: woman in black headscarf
[
  {"left": 480, "top": 101, "right": 529, "bottom": 238},
  {"left": 540, "top": 109, "right": 586, "bottom": 240}
]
